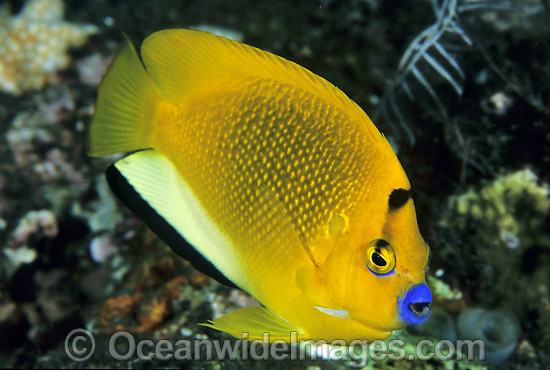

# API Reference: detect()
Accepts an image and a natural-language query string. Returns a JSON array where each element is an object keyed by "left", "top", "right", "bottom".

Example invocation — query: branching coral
[
  {"left": 378, "top": 0, "right": 536, "bottom": 145},
  {"left": 380, "top": 0, "right": 472, "bottom": 144}
]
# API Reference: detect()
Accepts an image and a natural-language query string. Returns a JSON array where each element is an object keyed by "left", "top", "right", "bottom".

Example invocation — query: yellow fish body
[{"left": 89, "top": 29, "right": 431, "bottom": 342}]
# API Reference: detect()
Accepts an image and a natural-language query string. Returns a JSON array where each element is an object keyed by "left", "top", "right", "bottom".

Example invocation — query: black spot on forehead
[
  {"left": 375, "top": 239, "right": 390, "bottom": 248},
  {"left": 388, "top": 188, "right": 410, "bottom": 211}
]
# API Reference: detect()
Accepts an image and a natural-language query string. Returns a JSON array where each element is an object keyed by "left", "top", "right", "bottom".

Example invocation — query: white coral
[{"left": 0, "top": 0, "right": 97, "bottom": 95}]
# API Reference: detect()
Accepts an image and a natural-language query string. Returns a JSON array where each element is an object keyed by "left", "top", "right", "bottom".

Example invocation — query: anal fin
[{"left": 107, "top": 149, "right": 240, "bottom": 288}]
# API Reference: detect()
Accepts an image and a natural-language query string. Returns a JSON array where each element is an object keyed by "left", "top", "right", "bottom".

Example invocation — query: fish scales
[{"left": 155, "top": 77, "right": 380, "bottom": 247}]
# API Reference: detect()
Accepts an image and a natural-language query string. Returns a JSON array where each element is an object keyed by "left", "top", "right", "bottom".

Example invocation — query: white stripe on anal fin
[{"left": 114, "top": 150, "right": 249, "bottom": 291}]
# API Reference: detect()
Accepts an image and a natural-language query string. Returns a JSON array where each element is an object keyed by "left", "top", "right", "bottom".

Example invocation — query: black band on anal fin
[{"left": 105, "top": 163, "right": 239, "bottom": 289}]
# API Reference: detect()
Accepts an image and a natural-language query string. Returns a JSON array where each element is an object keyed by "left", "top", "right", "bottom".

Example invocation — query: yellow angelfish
[{"left": 89, "top": 29, "right": 431, "bottom": 342}]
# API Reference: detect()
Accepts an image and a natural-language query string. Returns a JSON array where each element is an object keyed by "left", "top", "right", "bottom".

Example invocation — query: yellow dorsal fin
[
  {"left": 140, "top": 29, "right": 384, "bottom": 144},
  {"left": 201, "top": 306, "right": 304, "bottom": 341}
]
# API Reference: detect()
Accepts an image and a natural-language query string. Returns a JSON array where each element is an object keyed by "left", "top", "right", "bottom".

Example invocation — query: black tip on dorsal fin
[
  {"left": 388, "top": 188, "right": 410, "bottom": 211},
  {"left": 105, "top": 163, "right": 239, "bottom": 289}
]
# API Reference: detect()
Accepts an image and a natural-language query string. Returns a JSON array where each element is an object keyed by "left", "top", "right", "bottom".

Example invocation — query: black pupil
[{"left": 372, "top": 250, "right": 387, "bottom": 266}]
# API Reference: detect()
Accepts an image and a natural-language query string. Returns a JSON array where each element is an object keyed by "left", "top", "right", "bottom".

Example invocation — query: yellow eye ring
[{"left": 365, "top": 239, "right": 396, "bottom": 275}]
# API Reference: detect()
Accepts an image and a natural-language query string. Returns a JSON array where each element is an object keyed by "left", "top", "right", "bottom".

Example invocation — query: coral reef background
[{"left": 0, "top": 0, "right": 548, "bottom": 368}]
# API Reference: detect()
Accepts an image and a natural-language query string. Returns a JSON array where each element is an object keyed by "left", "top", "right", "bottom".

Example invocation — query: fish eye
[{"left": 365, "top": 239, "right": 396, "bottom": 275}]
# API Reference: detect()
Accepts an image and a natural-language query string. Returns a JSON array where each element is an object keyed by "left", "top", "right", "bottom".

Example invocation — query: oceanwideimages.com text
[{"left": 65, "top": 329, "right": 485, "bottom": 367}]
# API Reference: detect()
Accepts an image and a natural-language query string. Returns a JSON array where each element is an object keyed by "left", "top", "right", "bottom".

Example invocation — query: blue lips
[{"left": 398, "top": 283, "right": 432, "bottom": 325}]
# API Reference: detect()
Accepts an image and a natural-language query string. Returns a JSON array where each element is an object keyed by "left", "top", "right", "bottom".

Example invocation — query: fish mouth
[
  {"left": 398, "top": 283, "right": 432, "bottom": 325},
  {"left": 315, "top": 284, "right": 432, "bottom": 329}
]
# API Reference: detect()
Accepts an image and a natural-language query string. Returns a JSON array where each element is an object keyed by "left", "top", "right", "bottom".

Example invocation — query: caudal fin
[{"left": 88, "top": 36, "right": 161, "bottom": 157}]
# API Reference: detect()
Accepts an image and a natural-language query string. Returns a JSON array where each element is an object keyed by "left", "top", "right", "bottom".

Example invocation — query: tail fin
[{"left": 88, "top": 35, "right": 161, "bottom": 157}]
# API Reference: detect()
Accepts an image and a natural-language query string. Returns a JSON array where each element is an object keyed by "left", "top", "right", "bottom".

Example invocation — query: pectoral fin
[{"left": 201, "top": 306, "right": 304, "bottom": 341}]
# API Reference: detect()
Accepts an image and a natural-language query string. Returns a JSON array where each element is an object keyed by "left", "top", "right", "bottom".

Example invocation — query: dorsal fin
[{"left": 140, "top": 28, "right": 384, "bottom": 144}]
